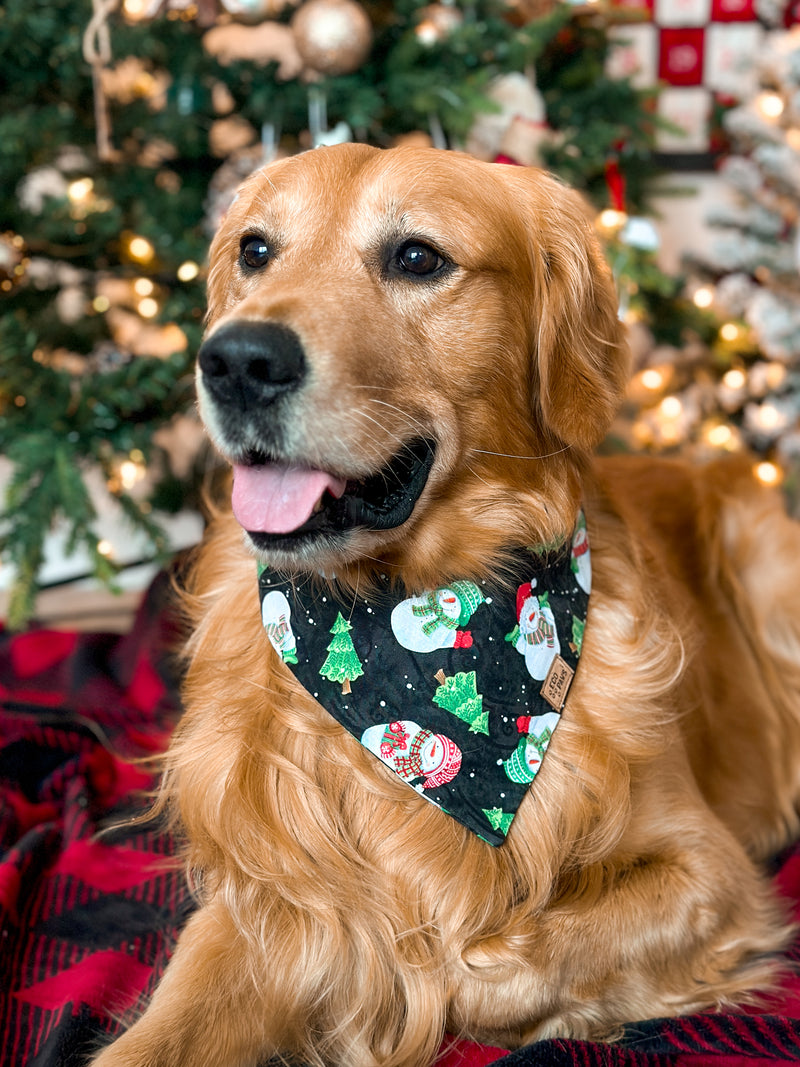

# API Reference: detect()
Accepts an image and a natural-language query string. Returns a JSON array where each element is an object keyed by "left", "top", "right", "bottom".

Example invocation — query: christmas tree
[
  {"left": 610, "top": 25, "right": 800, "bottom": 508},
  {"left": 433, "top": 670, "right": 488, "bottom": 735},
  {"left": 1, "top": 0, "right": 675, "bottom": 626},
  {"left": 691, "top": 27, "right": 800, "bottom": 488},
  {"left": 319, "top": 611, "right": 363, "bottom": 694}
]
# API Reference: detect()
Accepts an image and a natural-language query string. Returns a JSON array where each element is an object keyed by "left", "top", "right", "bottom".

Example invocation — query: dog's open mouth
[{"left": 231, "top": 438, "right": 436, "bottom": 545}]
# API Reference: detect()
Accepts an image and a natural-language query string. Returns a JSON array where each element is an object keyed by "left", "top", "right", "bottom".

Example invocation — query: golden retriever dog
[{"left": 93, "top": 144, "right": 800, "bottom": 1067}]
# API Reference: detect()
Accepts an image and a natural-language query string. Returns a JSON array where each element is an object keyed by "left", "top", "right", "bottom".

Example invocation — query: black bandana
[{"left": 257, "top": 513, "right": 591, "bottom": 846}]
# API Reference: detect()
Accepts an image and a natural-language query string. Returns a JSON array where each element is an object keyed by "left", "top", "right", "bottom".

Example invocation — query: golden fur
[{"left": 93, "top": 144, "right": 800, "bottom": 1067}]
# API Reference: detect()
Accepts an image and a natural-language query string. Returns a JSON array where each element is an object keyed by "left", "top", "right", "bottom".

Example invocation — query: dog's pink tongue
[{"left": 232, "top": 463, "right": 347, "bottom": 535}]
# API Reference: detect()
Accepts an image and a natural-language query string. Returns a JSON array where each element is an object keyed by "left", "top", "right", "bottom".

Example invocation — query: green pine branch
[{"left": 0, "top": 315, "right": 194, "bottom": 627}]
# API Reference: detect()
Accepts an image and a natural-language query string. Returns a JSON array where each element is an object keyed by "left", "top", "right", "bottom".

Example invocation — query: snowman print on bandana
[
  {"left": 261, "top": 590, "right": 298, "bottom": 664},
  {"left": 390, "top": 580, "right": 485, "bottom": 653},
  {"left": 571, "top": 512, "right": 592, "bottom": 595},
  {"left": 501, "top": 711, "right": 561, "bottom": 784},
  {"left": 361, "top": 720, "right": 463, "bottom": 792},
  {"left": 505, "top": 579, "right": 560, "bottom": 680}
]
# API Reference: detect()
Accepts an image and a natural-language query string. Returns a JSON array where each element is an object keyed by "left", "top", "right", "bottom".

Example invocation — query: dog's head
[{"left": 197, "top": 144, "right": 629, "bottom": 582}]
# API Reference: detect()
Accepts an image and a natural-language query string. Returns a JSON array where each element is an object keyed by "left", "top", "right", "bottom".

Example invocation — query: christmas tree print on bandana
[
  {"left": 257, "top": 511, "right": 591, "bottom": 846},
  {"left": 571, "top": 614, "right": 585, "bottom": 655},
  {"left": 320, "top": 611, "right": 364, "bottom": 694},
  {"left": 390, "top": 580, "right": 485, "bottom": 652},
  {"left": 432, "top": 669, "right": 489, "bottom": 735}
]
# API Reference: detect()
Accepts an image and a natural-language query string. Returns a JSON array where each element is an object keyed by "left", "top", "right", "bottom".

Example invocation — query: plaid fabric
[
  {"left": 604, "top": 0, "right": 800, "bottom": 154},
  {"left": 3, "top": 570, "right": 800, "bottom": 1066},
  {"left": 0, "top": 572, "right": 190, "bottom": 1067}
]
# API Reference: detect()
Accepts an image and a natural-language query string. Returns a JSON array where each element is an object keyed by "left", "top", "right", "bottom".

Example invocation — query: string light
[
  {"left": 692, "top": 286, "right": 714, "bottom": 309},
  {"left": 66, "top": 178, "right": 113, "bottom": 219},
  {"left": 122, "top": 0, "right": 149, "bottom": 19},
  {"left": 68, "top": 177, "right": 94, "bottom": 203},
  {"left": 177, "top": 260, "right": 199, "bottom": 282},
  {"left": 134, "top": 277, "right": 154, "bottom": 296},
  {"left": 93, "top": 295, "right": 110, "bottom": 312},
  {"left": 720, "top": 322, "right": 741, "bottom": 342},
  {"left": 137, "top": 296, "right": 159, "bottom": 318},
  {"left": 755, "top": 461, "right": 782, "bottom": 486},
  {"left": 765, "top": 363, "right": 788, "bottom": 390},
  {"left": 705, "top": 423, "right": 734, "bottom": 448},
  {"left": 756, "top": 92, "right": 785, "bottom": 120},
  {"left": 641, "top": 369, "right": 664, "bottom": 390},
  {"left": 597, "top": 209, "right": 628, "bottom": 233},
  {"left": 722, "top": 368, "right": 746, "bottom": 390},
  {"left": 414, "top": 4, "right": 462, "bottom": 45},
  {"left": 97, "top": 539, "right": 114, "bottom": 557},
  {"left": 126, "top": 234, "right": 155, "bottom": 264},
  {"left": 415, "top": 18, "right": 440, "bottom": 45},
  {"left": 752, "top": 402, "right": 786, "bottom": 432},
  {"left": 119, "top": 454, "right": 147, "bottom": 489},
  {"left": 659, "top": 395, "right": 683, "bottom": 419}
]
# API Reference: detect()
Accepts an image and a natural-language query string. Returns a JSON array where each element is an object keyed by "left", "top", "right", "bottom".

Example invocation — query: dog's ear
[{"left": 501, "top": 167, "right": 631, "bottom": 450}]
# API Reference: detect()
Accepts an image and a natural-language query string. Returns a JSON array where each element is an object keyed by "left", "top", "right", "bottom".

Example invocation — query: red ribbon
[{"left": 605, "top": 153, "right": 627, "bottom": 213}]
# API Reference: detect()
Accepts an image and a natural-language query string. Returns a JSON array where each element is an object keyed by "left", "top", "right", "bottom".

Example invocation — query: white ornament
[
  {"left": 17, "top": 167, "right": 69, "bottom": 215},
  {"left": 620, "top": 217, "right": 660, "bottom": 253}
]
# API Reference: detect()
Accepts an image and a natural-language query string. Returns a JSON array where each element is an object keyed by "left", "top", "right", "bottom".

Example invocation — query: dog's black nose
[{"left": 197, "top": 321, "right": 307, "bottom": 411}]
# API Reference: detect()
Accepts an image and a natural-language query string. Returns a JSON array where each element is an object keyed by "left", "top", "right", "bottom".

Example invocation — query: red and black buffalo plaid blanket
[{"left": 3, "top": 570, "right": 800, "bottom": 1067}]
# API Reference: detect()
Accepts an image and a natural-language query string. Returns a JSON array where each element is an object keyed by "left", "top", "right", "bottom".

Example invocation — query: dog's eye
[
  {"left": 240, "top": 235, "right": 271, "bottom": 271},
  {"left": 395, "top": 242, "right": 446, "bottom": 277}
]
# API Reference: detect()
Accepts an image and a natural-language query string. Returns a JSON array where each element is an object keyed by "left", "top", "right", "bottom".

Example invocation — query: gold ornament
[
  {"left": 100, "top": 56, "right": 170, "bottom": 106},
  {"left": 415, "top": 3, "right": 463, "bottom": 46},
  {"left": 291, "top": 0, "right": 372, "bottom": 76}
]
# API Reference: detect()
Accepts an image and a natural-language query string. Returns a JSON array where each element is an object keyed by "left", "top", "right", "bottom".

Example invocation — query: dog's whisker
[
  {"left": 347, "top": 564, "right": 361, "bottom": 623},
  {"left": 239, "top": 676, "right": 278, "bottom": 696},
  {"left": 344, "top": 407, "right": 422, "bottom": 463},
  {"left": 462, "top": 461, "right": 497, "bottom": 492},
  {"left": 362, "top": 398, "right": 430, "bottom": 430},
  {"left": 470, "top": 446, "right": 571, "bottom": 461}
]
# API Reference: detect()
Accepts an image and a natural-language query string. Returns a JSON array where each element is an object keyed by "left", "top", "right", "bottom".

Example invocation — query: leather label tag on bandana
[
  {"left": 540, "top": 655, "right": 575, "bottom": 711},
  {"left": 258, "top": 512, "right": 591, "bottom": 846}
]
